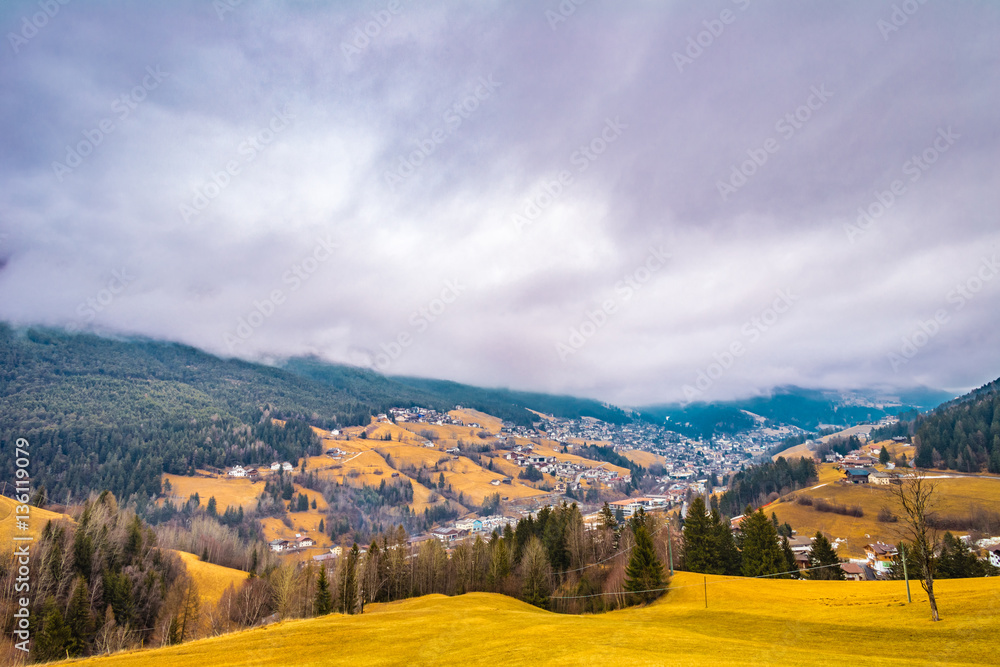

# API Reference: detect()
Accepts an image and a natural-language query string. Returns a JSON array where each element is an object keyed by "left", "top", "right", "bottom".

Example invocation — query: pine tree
[
  {"left": 625, "top": 524, "right": 665, "bottom": 604},
  {"left": 781, "top": 536, "right": 798, "bottom": 578},
  {"left": 682, "top": 497, "right": 716, "bottom": 573},
  {"left": 807, "top": 532, "right": 844, "bottom": 579},
  {"left": 879, "top": 445, "right": 891, "bottom": 465},
  {"left": 206, "top": 496, "right": 217, "bottom": 516},
  {"left": 938, "top": 532, "right": 987, "bottom": 578},
  {"left": 340, "top": 544, "right": 360, "bottom": 614},
  {"left": 315, "top": 567, "right": 333, "bottom": 615},
  {"left": 33, "top": 597, "right": 72, "bottom": 662},
  {"left": 739, "top": 508, "right": 784, "bottom": 577},
  {"left": 711, "top": 509, "right": 742, "bottom": 576},
  {"left": 66, "top": 577, "right": 94, "bottom": 657}
]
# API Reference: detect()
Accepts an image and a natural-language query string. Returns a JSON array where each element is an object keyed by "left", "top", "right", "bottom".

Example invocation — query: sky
[{"left": 1, "top": 1, "right": 998, "bottom": 407}]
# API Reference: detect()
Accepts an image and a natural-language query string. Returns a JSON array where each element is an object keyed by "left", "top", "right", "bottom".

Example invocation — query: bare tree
[{"left": 890, "top": 469, "right": 940, "bottom": 621}]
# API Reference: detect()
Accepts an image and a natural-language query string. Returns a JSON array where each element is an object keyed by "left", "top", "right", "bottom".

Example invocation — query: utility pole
[
  {"left": 901, "top": 544, "right": 912, "bottom": 604},
  {"left": 667, "top": 525, "right": 674, "bottom": 576}
]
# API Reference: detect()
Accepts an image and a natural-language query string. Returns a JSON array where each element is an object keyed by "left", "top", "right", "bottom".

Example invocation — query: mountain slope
[
  {"left": 60, "top": 573, "right": 1000, "bottom": 666},
  {"left": 910, "top": 376, "right": 1000, "bottom": 472},
  {"left": 641, "top": 385, "right": 953, "bottom": 437},
  {"left": 0, "top": 325, "right": 634, "bottom": 504}
]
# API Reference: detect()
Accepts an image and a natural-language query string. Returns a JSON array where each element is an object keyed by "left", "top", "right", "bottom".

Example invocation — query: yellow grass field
[
  {"left": 0, "top": 495, "right": 71, "bottom": 542},
  {"left": 771, "top": 465, "right": 1000, "bottom": 557},
  {"left": 173, "top": 550, "right": 247, "bottom": 607},
  {"left": 623, "top": 449, "right": 668, "bottom": 468},
  {"left": 449, "top": 408, "right": 504, "bottom": 433},
  {"left": 60, "top": 571, "right": 1000, "bottom": 666},
  {"left": 162, "top": 473, "right": 263, "bottom": 511}
]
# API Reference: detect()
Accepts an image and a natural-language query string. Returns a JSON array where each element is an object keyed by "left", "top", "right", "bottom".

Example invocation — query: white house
[
  {"left": 282, "top": 462, "right": 294, "bottom": 472},
  {"left": 990, "top": 550, "right": 1000, "bottom": 569},
  {"left": 270, "top": 462, "right": 282, "bottom": 471},
  {"left": 227, "top": 465, "right": 247, "bottom": 477}
]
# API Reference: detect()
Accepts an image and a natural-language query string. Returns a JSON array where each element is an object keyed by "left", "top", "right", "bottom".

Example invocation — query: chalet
[
  {"left": 431, "top": 528, "right": 461, "bottom": 543},
  {"left": 787, "top": 535, "right": 815, "bottom": 555},
  {"left": 865, "top": 542, "right": 897, "bottom": 574},
  {"left": 845, "top": 469, "right": 870, "bottom": 484},
  {"left": 246, "top": 468, "right": 260, "bottom": 480},
  {"left": 270, "top": 462, "right": 282, "bottom": 471},
  {"left": 841, "top": 562, "right": 877, "bottom": 581},
  {"left": 269, "top": 539, "right": 289, "bottom": 553},
  {"left": 446, "top": 447, "right": 461, "bottom": 455},
  {"left": 869, "top": 472, "right": 897, "bottom": 486},
  {"left": 282, "top": 462, "right": 294, "bottom": 472},
  {"left": 293, "top": 534, "right": 315, "bottom": 549},
  {"left": 227, "top": 465, "right": 247, "bottom": 477},
  {"left": 990, "top": 550, "right": 1000, "bottom": 569}
]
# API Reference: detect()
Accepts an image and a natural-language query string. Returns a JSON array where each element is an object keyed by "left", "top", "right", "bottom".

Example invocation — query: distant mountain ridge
[{"left": 639, "top": 385, "right": 955, "bottom": 438}]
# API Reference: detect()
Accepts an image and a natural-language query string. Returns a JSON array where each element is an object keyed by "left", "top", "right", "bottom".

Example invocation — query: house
[
  {"left": 282, "top": 462, "right": 294, "bottom": 472},
  {"left": 270, "top": 462, "right": 282, "bottom": 471},
  {"left": 990, "top": 550, "right": 1000, "bottom": 569},
  {"left": 865, "top": 542, "right": 897, "bottom": 574},
  {"left": 246, "top": 468, "right": 260, "bottom": 481},
  {"left": 841, "top": 562, "right": 877, "bottom": 581},
  {"left": 269, "top": 539, "right": 289, "bottom": 553},
  {"left": 227, "top": 465, "right": 247, "bottom": 477},
  {"left": 787, "top": 535, "right": 815, "bottom": 555},
  {"left": 845, "top": 469, "right": 870, "bottom": 484},
  {"left": 431, "top": 528, "right": 461, "bottom": 543},
  {"left": 293, "top": 534, "right": 315, "bottom": 549},
  {"left": 869, "top": 471, "right": 897, "bottom": 486}
]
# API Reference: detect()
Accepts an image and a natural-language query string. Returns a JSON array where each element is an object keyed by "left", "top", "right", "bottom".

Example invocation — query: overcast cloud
[{"left": 1, "top": 0, "right": 998, "bottom": 406}]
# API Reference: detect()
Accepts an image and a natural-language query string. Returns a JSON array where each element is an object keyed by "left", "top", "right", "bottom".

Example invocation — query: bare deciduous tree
[{"left": 890, "top": 469, "right": 941, "bottom": 621}]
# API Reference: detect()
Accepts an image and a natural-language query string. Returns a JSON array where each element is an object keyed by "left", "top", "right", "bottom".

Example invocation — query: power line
[{"left": 549, "top": 562, "right": 845, "bottom": 600}]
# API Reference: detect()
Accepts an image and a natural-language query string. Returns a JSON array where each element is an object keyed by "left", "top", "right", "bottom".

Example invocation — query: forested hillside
[
  {"left": 0, "top": 325, "right": 636, "bottom": 507},
  {"left": 912, "top": 377, "right": 1000, "bottom": 472}
]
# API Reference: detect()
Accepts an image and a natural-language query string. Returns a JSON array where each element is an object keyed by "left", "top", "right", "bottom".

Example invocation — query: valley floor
[{"left": 61, "top": 572, "right": 999, "bottom": 666}]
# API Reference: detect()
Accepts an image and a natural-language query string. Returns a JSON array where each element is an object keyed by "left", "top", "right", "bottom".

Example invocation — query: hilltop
[{"left": 59, "top": 572, "right": 1000, "bottom": 666}]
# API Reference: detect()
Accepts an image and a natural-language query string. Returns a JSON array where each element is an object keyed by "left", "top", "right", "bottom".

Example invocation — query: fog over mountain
[{"left": 0, "top": 1, "right": 998, "bottom": 405}]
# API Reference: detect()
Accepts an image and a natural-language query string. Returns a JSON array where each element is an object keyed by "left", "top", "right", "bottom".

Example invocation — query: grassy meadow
[{"left": 57, "top": 571, "right": 1000, "bottom": 666}]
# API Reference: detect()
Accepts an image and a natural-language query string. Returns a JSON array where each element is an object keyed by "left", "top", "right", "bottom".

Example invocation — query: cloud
[{"left": 1, "top": 0, "right": 998, "bottom": 405}]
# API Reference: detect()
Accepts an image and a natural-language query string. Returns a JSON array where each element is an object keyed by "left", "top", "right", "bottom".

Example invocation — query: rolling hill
[{"left": 58, "top": 571, "right": 1000, "bottom": 666}]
